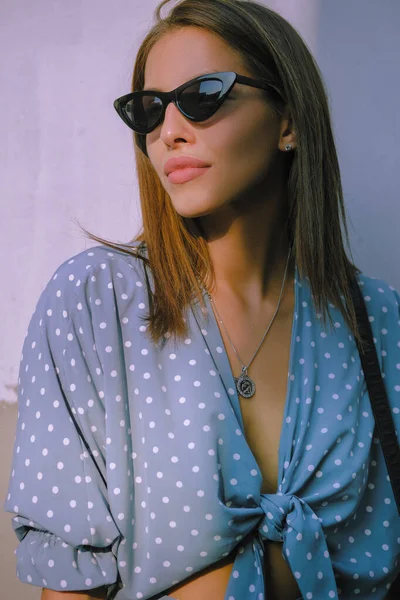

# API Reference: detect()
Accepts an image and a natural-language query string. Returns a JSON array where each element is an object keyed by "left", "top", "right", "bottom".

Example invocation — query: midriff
[
  {"left": 168, "top": 268, "right": 300, "bottom": 600},
  {"left": 168, "top": 543, "right": 300, "bottom": 600}
]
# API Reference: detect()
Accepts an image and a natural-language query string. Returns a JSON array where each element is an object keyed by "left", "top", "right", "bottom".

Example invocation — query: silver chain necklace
[{"left": 204, "top": 246, "right": 292, "bottom": 399}]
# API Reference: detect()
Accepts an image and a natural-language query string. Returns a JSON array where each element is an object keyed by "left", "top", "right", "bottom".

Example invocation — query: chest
[{"left": 215, "top": 300, "right": 294, "bottom": 495}]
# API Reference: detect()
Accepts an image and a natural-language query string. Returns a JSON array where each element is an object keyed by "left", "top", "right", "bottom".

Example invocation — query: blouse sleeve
[
  {"left": 3, "top": 261, "right": 123, "bottom": 594},
  {"left": 381, "top": 286, "right": 400, "bottom": 438}
]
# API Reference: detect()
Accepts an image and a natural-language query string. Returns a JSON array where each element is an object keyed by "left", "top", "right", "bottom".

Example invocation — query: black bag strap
[{"left": 349, "top": 275, "right": 400, "bottom": 515}]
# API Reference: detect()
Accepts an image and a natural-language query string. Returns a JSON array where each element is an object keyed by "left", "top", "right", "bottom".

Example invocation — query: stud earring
[{"left": 285, "top": 144, "right": 293, "bottom": 151}]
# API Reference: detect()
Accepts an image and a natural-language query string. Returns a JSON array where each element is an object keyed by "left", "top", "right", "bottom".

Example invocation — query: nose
[{"left": 158, "top": 101, "right": 194, "bottom": 149}]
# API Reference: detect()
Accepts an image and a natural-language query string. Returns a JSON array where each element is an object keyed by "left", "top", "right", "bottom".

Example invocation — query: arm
[
  {"left": 3, "top": 259, "right": 121, "bottom": 593},
  {"left": 41, "top": 586, "right": 107, "bottom": 599}
]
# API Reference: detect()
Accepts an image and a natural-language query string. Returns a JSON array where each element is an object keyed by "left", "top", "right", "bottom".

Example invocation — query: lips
[
  {"left": 167, "top": 166, "right": 210, "bottom": 184},
  {"left": 164, "top": 155, "right": 211, "bottom": 176}
]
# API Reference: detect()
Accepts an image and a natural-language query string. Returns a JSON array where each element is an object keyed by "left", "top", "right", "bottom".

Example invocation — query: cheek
[
  {"left": 146, "top": 144, "right": 162, "bottom": 177},
  {"left": 215, "top": 120, "right": 278, "bottom": 189}
]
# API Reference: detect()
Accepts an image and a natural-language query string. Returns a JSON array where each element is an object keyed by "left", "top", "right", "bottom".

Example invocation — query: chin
[
  {"left": 177, "top": 209, "right": 213, "bottom": 219},
  {"left": 171, "top": 198, "right": 221, "bottom": 220}
]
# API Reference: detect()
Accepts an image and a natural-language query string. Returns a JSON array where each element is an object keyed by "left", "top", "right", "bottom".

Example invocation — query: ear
[{"left": 278, "top": 108, "right": 297, "bottom": 151}]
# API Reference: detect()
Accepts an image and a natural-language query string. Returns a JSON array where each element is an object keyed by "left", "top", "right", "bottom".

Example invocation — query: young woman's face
[{"left": 144, "top": 26, "right": 288, "bottom": 219}]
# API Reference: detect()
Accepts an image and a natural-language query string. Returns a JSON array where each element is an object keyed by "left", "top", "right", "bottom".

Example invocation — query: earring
[{"left": 285, "top": 144, "right": 292, "bottom": 151}]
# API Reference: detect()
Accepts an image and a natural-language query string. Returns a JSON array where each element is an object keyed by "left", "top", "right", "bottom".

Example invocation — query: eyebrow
[{"left": 142, "top": 70, "right": 222, "bottom": 93}]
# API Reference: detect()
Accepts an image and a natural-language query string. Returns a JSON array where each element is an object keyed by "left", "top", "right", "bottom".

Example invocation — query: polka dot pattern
[{"left": 3, "top": 243, "right": 400, "bottom": 599}]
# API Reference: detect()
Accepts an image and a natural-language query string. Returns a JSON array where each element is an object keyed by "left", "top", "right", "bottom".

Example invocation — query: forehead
[{"left": 144, "top": 26, "right": 249, "bottom": 91}]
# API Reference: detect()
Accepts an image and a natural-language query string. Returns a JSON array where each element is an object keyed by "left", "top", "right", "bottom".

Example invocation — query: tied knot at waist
[
  {"left": 258, "top": 493, "right": 311, "bottom": 543},
  {"left": 225, "top": 493, "right": 338, "bottom": 599}
]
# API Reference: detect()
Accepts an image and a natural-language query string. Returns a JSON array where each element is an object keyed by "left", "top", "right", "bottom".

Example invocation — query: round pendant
[{"left": 234, "top": 372, "right": 256, "bottom": 398}]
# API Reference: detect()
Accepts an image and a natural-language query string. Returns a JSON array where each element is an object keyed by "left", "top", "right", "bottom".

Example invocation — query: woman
[{"left": 4, "top": 0, "right": 400, "bottom": 599}]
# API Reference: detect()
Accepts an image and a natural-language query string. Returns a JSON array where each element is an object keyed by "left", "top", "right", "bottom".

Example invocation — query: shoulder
[
  {"left": 356, "top": 269, "right": 400, "bottom": 328},
  {"left": 35, "top": 242, "right": 148, "bottom": 318},
  {"left": 49, "top": 242, "right": 146, "bottom": 289}
]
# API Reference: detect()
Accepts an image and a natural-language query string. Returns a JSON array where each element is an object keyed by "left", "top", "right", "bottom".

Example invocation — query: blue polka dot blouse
[{"left": 3, "top": 243, "right": 400, "bottom": 599}]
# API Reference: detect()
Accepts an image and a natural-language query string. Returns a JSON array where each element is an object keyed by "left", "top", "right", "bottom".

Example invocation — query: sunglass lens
[
  {"left": 123, "top": 94, "right": 163, "bottom": 133},
  {"left": 180, "top": 78, "right": 224, "bottom": 119}
]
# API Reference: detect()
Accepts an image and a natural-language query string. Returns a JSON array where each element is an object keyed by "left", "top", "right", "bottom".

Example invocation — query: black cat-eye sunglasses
[{"left": 113, "top": 71, "right": 283, "bottom": 152}]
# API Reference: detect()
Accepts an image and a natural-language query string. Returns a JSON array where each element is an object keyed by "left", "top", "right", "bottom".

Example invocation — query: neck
[{"left": 194, "top": 193, "right": 294, "bottom": 313}]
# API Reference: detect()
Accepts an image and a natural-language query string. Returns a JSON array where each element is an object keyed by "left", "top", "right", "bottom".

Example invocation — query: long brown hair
[{"left": 80, "top": 0, "right": 364, "bottom": 349}]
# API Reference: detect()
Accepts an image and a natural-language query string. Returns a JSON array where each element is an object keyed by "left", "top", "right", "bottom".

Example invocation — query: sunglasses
[{"left": 113, "top": 71, "right": 283, "bottom": 153}]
